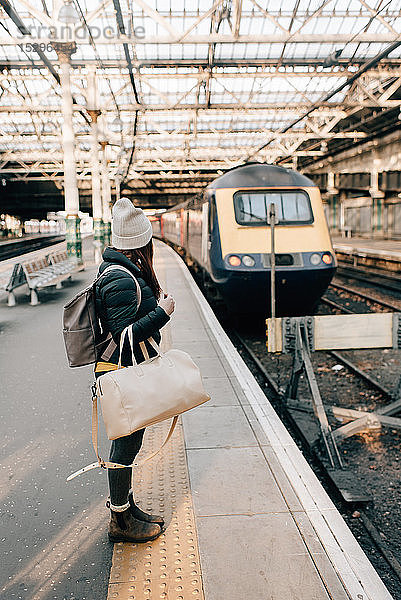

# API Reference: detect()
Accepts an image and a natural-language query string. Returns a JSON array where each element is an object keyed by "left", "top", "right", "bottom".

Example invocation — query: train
[{"left": 154, "top": 163, "right": 336, "bottom": 316}]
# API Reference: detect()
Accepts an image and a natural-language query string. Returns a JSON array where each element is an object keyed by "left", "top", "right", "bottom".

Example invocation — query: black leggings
[
  {"left": 95, "top": 371, "right": 145, "bottom": 506},
  {"left": 108, "top": 428, "right": 145, "bottom": 506}
]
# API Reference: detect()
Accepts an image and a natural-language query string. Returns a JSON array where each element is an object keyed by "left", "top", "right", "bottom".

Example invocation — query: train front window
[{"left": 234, "top": 190, "right": 313, "bottom": 225}]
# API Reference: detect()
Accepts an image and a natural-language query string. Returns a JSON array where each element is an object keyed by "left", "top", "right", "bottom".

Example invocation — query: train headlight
[
  {"left": 242, "top": 255, "right": 255, "bottom": 267},
  {"left": 322, "top": 252, "right": 333, "bottom": 265},
  {"left": 310, "top": 253, "right": 321, "bottom": 265},
  {"left": 228, "top": 255, "right": 241, "bottom": 267}
]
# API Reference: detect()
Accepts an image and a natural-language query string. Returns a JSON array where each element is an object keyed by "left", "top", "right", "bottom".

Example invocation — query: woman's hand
[{"left": 158, "top": 293, "right": 175, "bottom": 316}]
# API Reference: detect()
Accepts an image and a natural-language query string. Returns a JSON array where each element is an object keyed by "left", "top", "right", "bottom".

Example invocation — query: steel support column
[
  {"left": 115, "top": 175, "right": 121, "bottom": 203},
  {"left": 369, "top": 155, "right": 385, "bottom": 238},
  {"left": 53, "top": 42, "right": 82, "bottom": 261},
  {"left": 87, "top": 67, "right": 103, "bottom": 262},
  {"left": 100, "top": 141, "right": 112, "bottom": 245}
]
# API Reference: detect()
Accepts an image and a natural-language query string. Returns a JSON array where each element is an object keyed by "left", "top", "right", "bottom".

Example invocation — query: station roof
[
  {"left": 1, "top": 0, "right": 401, "bottom": 209},
  {"left": 208, "top": 163, "right": 317, "bottom": 189}
]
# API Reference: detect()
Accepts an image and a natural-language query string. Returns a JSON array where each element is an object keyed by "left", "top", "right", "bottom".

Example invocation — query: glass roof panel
[{"left": 0, "top": 0, "right": 401, "bottom": 185}]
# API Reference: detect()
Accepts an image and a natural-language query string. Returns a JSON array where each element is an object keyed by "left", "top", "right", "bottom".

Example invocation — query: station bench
[
  {"left": 22, "top": 251, "right": 84, "bottom": 305},
  {"left": 0, "top": 250, "right": 84, "bottom": 306},
  {"left": 0, "top": 263, "right": 27, "bottom": 306},
  {"left": 48, "top": 249, "right": 83, "bottom": 276}
]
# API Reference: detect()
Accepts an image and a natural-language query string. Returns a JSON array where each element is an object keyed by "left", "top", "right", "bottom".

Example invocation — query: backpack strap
[
  {"left": 66, "top": 386, "right": 178, "bottom": 481},
  {"left": 96, "top": 265, "right": 142, "bottom": 362},
  {"left": 98, "top": 264, "right": 142, "bottom": 307}
]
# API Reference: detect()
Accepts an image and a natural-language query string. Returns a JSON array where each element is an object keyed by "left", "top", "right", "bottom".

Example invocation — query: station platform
[
  {"left": 0, "top": 240, "right": 393, "bottom": 600},
  {"left": 332, "top": 236, "right": 401, "bottom": 272}
]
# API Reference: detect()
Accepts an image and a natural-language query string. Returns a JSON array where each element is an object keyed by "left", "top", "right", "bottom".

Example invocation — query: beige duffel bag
[
  {"left": 67, "top": 325, "right": 210, "bottom": 480},
  {"left": 98, "top": 325, "right": 210, "bottom": 439}
]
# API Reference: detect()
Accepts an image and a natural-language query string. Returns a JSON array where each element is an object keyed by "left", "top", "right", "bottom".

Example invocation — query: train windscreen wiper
[{"left": 240, "top": 209, "right": 267, "bottom": 222}]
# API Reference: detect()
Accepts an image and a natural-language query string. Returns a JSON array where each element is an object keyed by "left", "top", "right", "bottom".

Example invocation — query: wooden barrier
[{"left": 267, "top": 313, "right": 400, "bottom": 353}]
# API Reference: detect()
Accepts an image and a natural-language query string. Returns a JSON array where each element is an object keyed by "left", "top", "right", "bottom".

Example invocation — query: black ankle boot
[
  {"left": 108, "top": 508, "right": 162, "bottom": 543},
  {"left": 128, "top": 491, "right": 165, "bottom": 526}
]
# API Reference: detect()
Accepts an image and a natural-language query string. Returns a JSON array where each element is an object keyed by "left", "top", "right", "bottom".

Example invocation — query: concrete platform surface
[
  {"left": 0, "top": 240, "right": 394, "bottom": 600},
  {"left": 333, "top": 236, "right": 401, "bottom": 261}
]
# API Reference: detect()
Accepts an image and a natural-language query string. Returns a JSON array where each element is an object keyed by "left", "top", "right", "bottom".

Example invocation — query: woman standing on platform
[{"left": 94, "top": 197, "right": 175, "bottom": 543}]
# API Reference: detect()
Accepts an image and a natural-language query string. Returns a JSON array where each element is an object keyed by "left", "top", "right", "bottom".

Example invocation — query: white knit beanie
[{"left": 111, "top": 198, "right": 152, "bottom": 249}]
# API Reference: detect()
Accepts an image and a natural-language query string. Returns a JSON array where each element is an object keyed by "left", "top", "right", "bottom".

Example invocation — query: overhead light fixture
[
  {"left": 42, "top": 121, "right": 57, "bottom": 133},
  {"left": 322, "top": 49, "right": 342, "bottom": 68},
  {"left": 320, "top": 141, "right": 328, "bottom": 152},
  {"left": 111, "top": 117, "right": 124, "bottom": 132},
  {"left": 58, "top": 0, "right": 80, "bottom": 24},
  {"left": 74, "top": 94, "right": 86, "bottom": 105}
]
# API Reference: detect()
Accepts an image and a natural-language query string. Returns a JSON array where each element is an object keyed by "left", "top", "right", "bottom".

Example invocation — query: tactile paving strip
[{"left": 106, "top": 418, "right": 205, "bottom": 600}]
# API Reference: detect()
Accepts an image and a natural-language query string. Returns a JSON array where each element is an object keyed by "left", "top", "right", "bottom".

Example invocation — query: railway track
[
  {"left": 337, "top": 263, "right": 401, "bottom": 295},
  {"left": 0, "top": 234, "right": 65, "bottom": 261},
  {"left": 329, "top": 281, "right": 401, "bottom": 311},
  {"left": 320, "top": 287, "right": 400, "bottom": 411},
  {"left": 321, "top": 277, "right": 401, "bottom": 316},
  {"left": 316, "top": 281, "right": 401, "bottom": 423}
]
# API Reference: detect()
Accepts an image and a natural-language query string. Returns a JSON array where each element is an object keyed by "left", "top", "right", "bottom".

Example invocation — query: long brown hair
[{"left": 115, "top": 239, "right": 162, "bottom": 299}]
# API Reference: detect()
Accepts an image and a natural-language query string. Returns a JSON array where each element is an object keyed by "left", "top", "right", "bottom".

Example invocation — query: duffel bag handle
[{"left": 118, "top": 325, "right": 162, "bottom": 368}]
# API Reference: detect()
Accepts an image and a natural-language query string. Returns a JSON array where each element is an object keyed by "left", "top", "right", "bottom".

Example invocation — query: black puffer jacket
[{"left": 95, "top": 246, "right": 170, "bottom": 366}]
